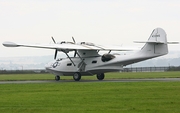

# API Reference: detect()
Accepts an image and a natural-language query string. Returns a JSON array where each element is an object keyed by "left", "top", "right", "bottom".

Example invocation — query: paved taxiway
[{"left": 1, "top": 78, "right": 180, "bottom": 84}]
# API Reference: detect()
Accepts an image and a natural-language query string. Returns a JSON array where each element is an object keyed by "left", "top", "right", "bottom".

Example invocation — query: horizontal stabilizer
[
  {"left": 167, "top": 42, "right": 179, "bottom": 44},
  {"left": 134, "top": 41, "right": 179, "bottom": 44}
]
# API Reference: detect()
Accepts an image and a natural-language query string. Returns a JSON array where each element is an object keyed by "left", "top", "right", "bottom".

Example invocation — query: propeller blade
[
  {"left": 51, "top": 37, "right": 58, "bottom": 59},
  {"left": 74, "top": 50, "right": 77, "bottom": 57},
  {"left": 54, "top": 49, "right": 58, "bottom": 59},
  {"left": 72, "top": 37, "right": 76, "bottom": 43},
  {"left": 51, "top": 37, "right": 56, "bottom": 44}
]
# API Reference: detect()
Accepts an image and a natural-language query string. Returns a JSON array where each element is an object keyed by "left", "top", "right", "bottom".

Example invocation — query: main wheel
[
  {"left": 73, "top": 72, "right": 81, "bottom": 81},
  {"left": 97, "top": 73, "right": 105, "bottom": 80},
  {"left": 55, "top": 75, "right": 60, "bottom": 81}
]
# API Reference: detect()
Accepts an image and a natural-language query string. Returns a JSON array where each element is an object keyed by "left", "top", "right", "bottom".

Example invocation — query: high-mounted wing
[
  {"left": 3, "top": 41, "right": 137, "bottom": 51},
  {"left": 3, "top": 41, "right": 99, "bottom": 51}
]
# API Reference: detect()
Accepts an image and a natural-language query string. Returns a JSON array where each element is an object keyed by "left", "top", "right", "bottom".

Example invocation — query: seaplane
[{"left": 2, "top": 28, "right": 177, "bottom": 81}]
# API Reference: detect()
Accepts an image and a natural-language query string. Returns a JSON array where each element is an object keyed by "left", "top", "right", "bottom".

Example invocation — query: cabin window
[
  {"left": 92, "top": 60, "right": 97, "bottom": 64},
  {"left": 67, "top": 63, "right": 72, "bottom": 66}
]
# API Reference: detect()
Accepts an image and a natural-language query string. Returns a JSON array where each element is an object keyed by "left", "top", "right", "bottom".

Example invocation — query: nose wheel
[{"left": 55, "top": 75, "right": 60, "bottom": 81}]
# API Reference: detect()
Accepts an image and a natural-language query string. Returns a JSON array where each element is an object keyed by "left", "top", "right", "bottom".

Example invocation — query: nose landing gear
[{"left": 55, "top": 75, "right": 60, "bottom": 81}]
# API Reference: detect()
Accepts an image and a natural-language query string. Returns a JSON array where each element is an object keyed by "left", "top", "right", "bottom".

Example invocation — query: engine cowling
[{"left": 101, "top": 53, "right": 115, "bottom": 62}]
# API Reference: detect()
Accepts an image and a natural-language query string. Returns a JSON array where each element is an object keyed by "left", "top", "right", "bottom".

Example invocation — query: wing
[{"left": 2, "top": 41, "right": 137, "bottom": 51}]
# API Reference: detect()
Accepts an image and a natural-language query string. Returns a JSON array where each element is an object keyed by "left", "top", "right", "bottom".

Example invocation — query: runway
[{"left": 1, "top": 78, "right": 180, "bottom": 84}]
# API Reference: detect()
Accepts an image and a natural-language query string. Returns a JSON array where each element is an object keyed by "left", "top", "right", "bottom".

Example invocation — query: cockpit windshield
[{"left": 56, "top": 58, "right": 63, "bottom": 61}]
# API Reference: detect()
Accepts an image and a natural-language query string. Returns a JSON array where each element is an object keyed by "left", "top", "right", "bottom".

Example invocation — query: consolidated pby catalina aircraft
[{"left": 2, "top": 28, "right": 177, "bottom": 81}]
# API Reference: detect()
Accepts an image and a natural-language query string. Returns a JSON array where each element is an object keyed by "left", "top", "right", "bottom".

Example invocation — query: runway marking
[{"left": 1, "top": 78, "right": 180, "bottom": 84}]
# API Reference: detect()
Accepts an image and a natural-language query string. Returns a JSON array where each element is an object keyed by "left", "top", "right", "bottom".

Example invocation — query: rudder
[{"left": 139, "top": 28, "right": 168, "bottom": 57}]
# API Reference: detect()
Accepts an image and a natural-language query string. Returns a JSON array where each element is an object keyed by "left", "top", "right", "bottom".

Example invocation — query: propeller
[
  {"left": 52, "top": 36, "right": 56, "bottom": 43},
  {"left": 72, "top": 37, "right": 77, "bottom": 57},
  {"left": 54, "top": 49, "right": 58, "bottom": 60},
  {"left": 74, "top": 50, "right": 77, "bottom": 57},
  {"left": 52, "top": 37, "right": 58, "bottom": 60},
  {"left": 72, "top": 36, "right": 76, "bottom": 43},
  {"left": 51, "top": 36, "right": 77, "bottom": 59}
]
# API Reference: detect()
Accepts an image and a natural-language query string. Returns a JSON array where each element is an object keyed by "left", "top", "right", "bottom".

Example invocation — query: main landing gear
[
  {"left": 96, "top": 73, "right": 105, "bottom": 80},
  {"left": 54, "top": 73, "right": 82, "bottom": 81},
  {"left": 73, "top": 72, "right": 81, "bottom": 81},
  {"left": 55, "top": 73, "right": 105, "bottom": 81},
  {"left": 73, "top": 73, "right": 104, "bottom": 81}
]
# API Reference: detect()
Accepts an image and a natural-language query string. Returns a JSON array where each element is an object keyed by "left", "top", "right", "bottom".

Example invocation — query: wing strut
[
  {"left": 63, "top": 52, "right": 76, "bottom": 66},
  {"left": 75, "top": 50, "right": 83, "bottom": 61},
  {"left": 75, "top": 50, "right": 86, "bottom": 72}
]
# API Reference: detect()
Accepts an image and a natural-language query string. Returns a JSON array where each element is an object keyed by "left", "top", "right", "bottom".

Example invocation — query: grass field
[
  {"left": 0, "top": 71, "right": 180, "bottom": 81},
  {"left": 0, "top": 72, "right": 180, "bottom": 113}
]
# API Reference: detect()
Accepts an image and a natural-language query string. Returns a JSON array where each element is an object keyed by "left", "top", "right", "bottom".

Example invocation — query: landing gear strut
[
  {"left": 97, "top": 73, "right": 105, "bottom": 80},
  {"left": 55, "top": 75, "right": 60, "bottom": 81},
  {"left": 73, "top": 72, "right": 81, "bottom": 81}
]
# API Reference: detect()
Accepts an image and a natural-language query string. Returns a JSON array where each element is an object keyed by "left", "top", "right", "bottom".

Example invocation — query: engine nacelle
[
  {"left": 57, "top": 41, "right": 74, "bottom": 44},
  {"left": 101, "top": 53, "right": 115, "bottom": 62},
  {"left": 80, "top": 42, "right": 95, "bottom": 46}
]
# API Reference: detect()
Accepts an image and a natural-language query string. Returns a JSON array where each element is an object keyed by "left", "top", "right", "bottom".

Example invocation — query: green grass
[
  {"left": 0, "top": 82, "right": 180, "bottom": 113},
  {"left": 105, "top": 71, "right": 180, "bottom": 79},
  {"left": 0, "top": 71, "right": 180, "bottom": 81},
  {"left": 0, "top": 72, "right": 180, "bottom": 113},
  {"left": 0, "top": 73, "right": 53, "bottom": 81}
]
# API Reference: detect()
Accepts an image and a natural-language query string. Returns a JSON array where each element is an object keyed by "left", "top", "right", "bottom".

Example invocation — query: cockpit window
[
  {"left": 80, "top": 42, "right": 95, "bottom": 46},
  {"left": 56, "top": 58, "right": 63, "bottom": 61},
  {"left": 101, "top": 54, "right": 115, "bottom": 62}
]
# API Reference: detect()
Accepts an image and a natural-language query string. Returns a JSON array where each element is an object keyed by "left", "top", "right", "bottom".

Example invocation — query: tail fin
[{"left": 139, "top": 28, "right": 168, "bottom": 57}]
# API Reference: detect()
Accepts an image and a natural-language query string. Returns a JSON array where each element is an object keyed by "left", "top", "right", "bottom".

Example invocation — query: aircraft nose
[
  {"left": 45, "top": 60, "right": 60, "bottom": 69},
  {"left": 45, "top": 63, "right": 50, "bottom": 69},
  {"left": 45, "top": 61, "right": 54, "bottom": 69}
]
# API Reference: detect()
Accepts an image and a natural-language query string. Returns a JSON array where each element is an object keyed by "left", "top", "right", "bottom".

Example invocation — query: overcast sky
[{"left": 0, "top": 0, "right": 180, "bottom": 57}]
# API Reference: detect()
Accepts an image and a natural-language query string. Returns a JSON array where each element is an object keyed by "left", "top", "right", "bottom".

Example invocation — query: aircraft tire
[
  {"left": 97, "top": 73, "right": 105, "bottom": 80},
  {"left": 55, "top": 75, "right": 60, "bottom": 81},
  {"left": 73, "top": 72, "right": 81, "bottom": 81}
]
